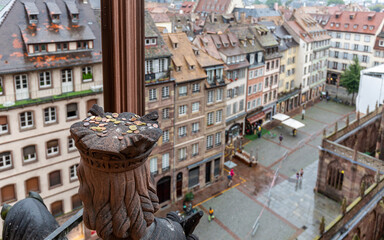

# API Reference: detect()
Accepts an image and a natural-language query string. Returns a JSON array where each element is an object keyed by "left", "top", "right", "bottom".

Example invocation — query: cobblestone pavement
[{"left": 192, "top": 101, "right": 355, "bottom": 240}]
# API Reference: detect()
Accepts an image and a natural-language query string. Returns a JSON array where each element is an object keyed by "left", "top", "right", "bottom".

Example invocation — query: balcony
[{"left": 145, "top": 73, "right": 171, "bottom": 86}]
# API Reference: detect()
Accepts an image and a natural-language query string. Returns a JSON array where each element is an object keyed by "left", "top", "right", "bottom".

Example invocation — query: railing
[{"left": 44, "top": 209, "right": 83, "bottom": 240}]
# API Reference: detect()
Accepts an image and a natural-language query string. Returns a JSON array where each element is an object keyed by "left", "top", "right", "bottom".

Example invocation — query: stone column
[{"left": 101, "top": 0, "right": 145, "bottom": 115}]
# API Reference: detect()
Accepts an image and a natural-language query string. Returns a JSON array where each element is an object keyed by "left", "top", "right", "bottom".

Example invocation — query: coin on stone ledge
[
  {"left": 129, "top": 125, "right": 137, "bottom": 130},
  {"left": 127, "top": 130, "right": 133, "bottom": 133},
  {"left": 153, "top": 124, "right": 158, "bottom": 128},
  {"left": 118, "top": 136, "right": 124, "bottom": 140},
  {"left": 84, "top": 122, "right": 90, "bottom": 127},
  {"left": 106, "top": 115, "right": 112, "bottom": 119},
  {"left": 134, "top": 130, "right": 140, "bottom": 134},
  {"left": 112, "top": 113, "right": 119, "bottom": 118},
  {"left": 114, "top": 121, "right": 121, "bottom": 124}
]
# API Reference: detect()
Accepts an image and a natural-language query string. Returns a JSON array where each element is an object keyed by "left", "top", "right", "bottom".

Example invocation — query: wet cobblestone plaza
[{"left": 192, "top": 101, "right": 355, "bottom": 240}]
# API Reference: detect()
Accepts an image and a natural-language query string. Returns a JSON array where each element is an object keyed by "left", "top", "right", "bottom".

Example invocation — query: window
[
  {"left": 25, "top": 177, "right": 39, "bottom": 195},
  {"left": 335, "top": 42, "right": 340, "bottom": 48},
  {"left": 0, "top": 152, "right": 12, "bottom": 170},
  {"left": 215, "top": 132, "right": 222, "bottom": 146},
  {"left": 264, "top": 94, "right": 267, "bottom": 104},
  {"left": 233, "top": 102, "right": 238, "bottom": 114},
  {"left": 285, "top": 82, "right": 289, "bottom": 90},
  {"left": 68, "top": 137, "right": 76, "bottom": 151},
  {"left": 70, "top": 164, "right": 79, "bottom": 180},
  {"left": 216, "top": 88, "right": 223, "bottom": 101},
  {"left": 362, "top": 55, "right": 368, "bottom": 63},
  {"left": 343, "top": 52, "right": 348, "bottom": 59},
  {"left": 179, "top": 86, "right": 187, "bottom": 96},
  {"left": 257, "top": 98, "right": 261, "bottom": 106},
  {"left": 162, "top": 86, "right": 169, "bottom": 98},
  {"left": 66, "top": 103, "right": 78, "bottom": 119},
  {"left": 23, "top": 145, "right": 36, "bottom": 162},
  {"left": 189, "top": 166, "right": 199, "bottom": 187},
  {"left": 44, "top": 107, "right": 56, "bottom": 124},
  {"left": 77, "top": 41, "right": 88, "bottom": 49},
  {"left": 226, "top": 105, "right": 231, "bottom": 116},
  {"left": 253, "top": 85, "right": 257, "bottom": 93},
  {"left": 51, "top": 201, "right": 63, "bottom": 217},
  {"left": 207, "top": 112, "right": 214, "bottom": 126},
  {"left": 336, "top": 32, "right": 341, "bottom": 38},
  {"left": 326, "top": 162, "right": 344, "bottom": 190},
  {"left": 364, "top": 36, "right": 371, "bottom": 42},
  {"left": 49, "top": 170, "right": 61, "bottom": 188},
  {"left": 162, "top": 108, "right": 169, "bottom": 119},
  {"left": 82, "top": 66, "right": 92, "bottom": 82},
  {"left": 86, "top": 99, "right": 97, "bottom": 112},
  {"left": 57, "top": 42, "right": 68, "bottom": 51},
  {"left": 1, "top": 185, "right": 16, "bottom": 203},
  {"left": 207, "top": 90, "right": 214, "bottom": 104},
  {"left": 34, "top": 44, "right": 47, "bottom": 53},
  {"left": 342, "top": 63, "right": 347, "bottom": 70},
  {"left": 239, "top": 99, "right": 244, "bottom": 111},
  {"left": 379, "top": 40, "right": 384, "bottom": 47},
  {"left": 162, "top": 153, "right": 170, "bottom": 171},
  {"left": 354, "top": 34, "right": 360, "bottom": 41},
  {"left": 149, "top": 89, "right": 157, "bottom": 101},
  {"left": 0, "top": 77, "right": 3, "bottom": 95},
  {"left": 192, "top": 143, "right": 199, "bottom": 156},
  {"left": 192, "top": 102, "right": 200, "bottom": 113},
  {"left": 72, "top": 194, "right": 82, "bottom": 210},
  {"left": 20, "top": 111, "right": 33, "bottom": 129},
  {"left": 354, "top": 44, "right": 359, "bottom": 51},
  {"left": 39, "top": 72, "right": 51, "bottom": 88},
  {"left": 345, "top": 33, "right": 350, "bottom": 40},
  {"left": 334, "top": 51, "right": 339, "bottom": 58},
  {"left": 61, "top": 69, "right": 72, "bottom": 83},
  {"left": 258, "top": 83, "right": 262, "bottom": 91},
  {"left": 364, "top": 46, "right": 369, "bottom": 52},
  {"left": 163, "top": 130, "right": 169, "bottom": 142},
  {"left": 192, "top": 122, "right": 199, "bottom": 133},
  {"left": 150, "top": 158, "right": 158, "bottom": 174},
  {"left": 265, "top": 77, "right": 268, "bottom": 88},
  {"left": 206, "top": 135, "right": 213, "bottom": 149},
  {"left": 248, "top": 86, "right": 252, "bottom": 95},
  {"left": 214, "top": 158, "right": 220, "bottom": 176},
  {"left": 0, "top": 116, "right": 8, "bottom": 134},
  {"left": 216, "top": 110, "right": 222, "bottom": 123},
  {"left": 178, "top": 126, "right": 187, "bottom": 137},
  {"left": 47, "top": 140, "right": 59, "bottom": 156},
  {"left": 179, "top": 147, "right": 187, "bottom": 161},
  {"left": 192, "top": 83, "right": 200, "bottom": 93},
  {"left": 179, "top": 105, "right": 186, "bottom": 116},
  {"left": 145, "top": 38, "right": 156, "bottom": 46}
]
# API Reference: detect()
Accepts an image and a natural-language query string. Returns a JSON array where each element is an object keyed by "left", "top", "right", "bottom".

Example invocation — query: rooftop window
[{"left": 145, "top": 38, "right": 157, "bottom": 46}]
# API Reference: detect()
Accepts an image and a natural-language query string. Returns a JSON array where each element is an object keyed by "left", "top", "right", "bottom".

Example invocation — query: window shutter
[
  {"left": 71, "top": 194, "right": 82, "bottom": 210},
  {"left": 49, "top": 171, "right": 61, "bottom": 187},
  {"left": 67, "top": 103, "right": 77, "bottom": 112},
  {"left": 0, "top": 116, "right": 7, "bottom": 125},
  {"left": 47, "top": 140, "right": 58, "bottom": 148},
  {"left": 26, "top": 177, "right": 39, "bottom": 194},
  {"left": 87, "top": 99, "right": 97, "bottom": 111},
  {"left": 51, "top": 201, "right": 63, "bottom": 216},
  {"left": 23, "top": 145, "right": 36, "bottom": 155},
  {"left": 1, "top": 185, "right": 16, "bottom": 203}
]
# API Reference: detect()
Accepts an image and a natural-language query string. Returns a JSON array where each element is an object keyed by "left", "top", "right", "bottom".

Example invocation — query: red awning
[{"left": 247, "top": 112, "right": 265, "bottom": 124}]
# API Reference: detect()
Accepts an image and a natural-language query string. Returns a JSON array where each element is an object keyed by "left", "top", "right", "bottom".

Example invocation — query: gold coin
[
  {"left": 112, "top": 113, "right": 119, "bottom": 118},
  {"left": 110, "top": 119, "right": 116, "bottom": 122},
  {"left": 122, "top": 118, "right": 127, "bottom": 121},
  {"left": 90, "top": 116, "right": 95, "bottom": 119},
  {"left": 114, "top": 121, "right": 121, "bottom": 124},
  {"left": 129, "top": 125, "right": 137, "bottom": 130},
  {"left": 106, "top": 115, "right": 112, "bottom": 119},
  {"left": 127, "top": 130, "right": 133, "bottom": 133},
  {"left": 95, "top": 117, "right": 102, "bottom": 121}
]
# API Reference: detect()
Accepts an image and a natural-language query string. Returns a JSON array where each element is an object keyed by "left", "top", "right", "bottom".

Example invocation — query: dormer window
[
  {"left": 369, "top": 26, "right": 374, "bottom": 30},
  {"left": 344, "top": 24, "right": 348, "bottom": 28},
  {"left": 77, "top": 41, "right": 88, "bottom": 49},
  {"left": 363, "top": 25, "right": 367, "bottom": 30},
  {"left": 72, "top": 14, "right": 79, "bottom": 21},
  {"left": 173, "top": 43, "right": 178, "bottom": 48},
  {"left": 45, "top": 0, "right": 62, "bottom": 24},
  {"left": 33, "top": 44, "right": 47, "bottom": 53},
  {"left": 354, "top": 24, "right": 358, "bottom": 29},
  {"left": 216, "top": 43, "right": 221, "bottom": 48},
  {"left": 223, "top": 43, "right": 229, "bottom": 47},
  {"left": 52, "top": 14, "right": 60, "bottom": 21},
  {"left": 30, "top": 14, "right": 38, "bottom": 21},
  {"left": 145, "top": 38, "right": 157, "bottom": 46},
  {"left": 194, "top": 49, "right": 199, "bottom": 55},
  {"left": 176, "top": 66, "right": 181, "bottom": 71},
  {"left": 330, "top": 22, "right": 334, "bottom": 27},
  {"left": 64, "top": 0, "right": 80, "bottom": 23},
  {"left": 335, "top": 23, "right": 339, "bottom": 27},
  {"left": 57, "top": 42, "right": 68, "bottom": 51}
]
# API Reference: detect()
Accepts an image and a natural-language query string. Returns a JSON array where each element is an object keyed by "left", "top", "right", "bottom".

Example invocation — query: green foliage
[
  {"left": 254, "top": 0, "right": 263, "bottom": 4},
  {"left": 184, "top": 192, "right": 194, "bottom": 202},
  {"left": 285, "top": 0, "right": 293, "bottom": 6},
  {"left": 369, "top": 4, "right": 384, "bottom": 12},
  {"left": 265, "top": 0, "right": 281, "bottom": 8},
  {"left": 82, "top": 73, "right": 93, "bottom": 80},
  {"left": 340, "top": 57, "right": 361, "bottom": 104},
  {"left": 0, "top": 85, "right": 3, "bottom": 93},
  {"left": 327, "top": 0, "right": 344, "bottom": 5}
]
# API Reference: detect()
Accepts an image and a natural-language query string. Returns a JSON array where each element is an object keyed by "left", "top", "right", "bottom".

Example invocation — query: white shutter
[
  {"left": 162, "top": 153, "right": 169, "bottom": 169},
  {"left": 150, "top": 158, "right": 157, "bottom": 173},
  {"left": 153, "top": 59, "right": 159, "bottom": 73}
]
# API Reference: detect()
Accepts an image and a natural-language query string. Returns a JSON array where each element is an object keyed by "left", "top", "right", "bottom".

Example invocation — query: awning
[
  {"left": 282, "top": 118, "right": 305, "bottom": 129},
  {"left": 187, "top": 153, "right": 223, "bottom": 169},
  {"left": 272, "top": 113, "right": 290, "bottom": 121},
  {"left": 247, "top": 112, "right": 265, "bottom": 124}
]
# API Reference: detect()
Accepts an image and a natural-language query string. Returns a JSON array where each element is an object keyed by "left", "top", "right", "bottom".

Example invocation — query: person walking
[
  {"left": 279, "top": 134, "right": 283, "bottom": 145},
  {"left": 227, "top": 169, "right": 234, "bottom": 187},
  {"left": 257, "top": 125, "right": 262, "bottom": 138},
  {"left": 302, "top": 107, "right": 306, "bottom": 120},
  {"left": 300, "top": 168, "right": 304, "bottom": 180},
  {"left": 296, "top": 172, "right": 300, "bottom": 183},
  {"left": 292, "top": 128, "right": 297, "bottom": 137},
  {"left": 208, "top": 207, "right": 215, "bottom": 222}
]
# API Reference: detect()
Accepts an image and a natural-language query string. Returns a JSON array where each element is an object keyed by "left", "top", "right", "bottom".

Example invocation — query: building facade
[
  {"left": 324, "top": 12, "right": 384, "bottom": 85},
  {"left": 373, "top": 30, "right": 384, "bottom": 67},
  {"left": 0, "top": 0, "right": 102, "bottom": 237}
]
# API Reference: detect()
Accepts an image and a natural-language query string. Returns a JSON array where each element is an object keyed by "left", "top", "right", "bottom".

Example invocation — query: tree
[
  {"left": 369, "top": 4, "right": 384, "bottom": 12},
  {"left": 327, "top": 0, "right": 344, "bottom": 5},
  {"left": 340, "top": 57, "right": 362, "bottom": 105},
  {"left": 266, "top": 0, "right": 282, "bottom": 9},
  {"left": 254, "top": 0, "right": 263, "bottom": 4}
]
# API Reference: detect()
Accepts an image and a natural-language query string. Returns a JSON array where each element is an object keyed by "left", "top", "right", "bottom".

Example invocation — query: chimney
[
  {"left": 240, "top": 12, "right": 246, "bottom": 23},
  {"left": 211, "top": 12, "right": 215, "bottom": 23},
  {"left": 274, "top": 2, "right": 278, "bottom": 11}
]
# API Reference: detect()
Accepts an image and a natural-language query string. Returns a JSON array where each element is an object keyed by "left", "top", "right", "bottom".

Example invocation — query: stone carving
[
  {"left": 70, "top": 105, "right": 202, "bottom": 240},
  {"left": 1, "top": 192, "right": 59, "bottom": 240}
]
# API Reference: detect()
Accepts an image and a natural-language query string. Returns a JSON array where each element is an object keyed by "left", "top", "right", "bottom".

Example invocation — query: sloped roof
[
  {"left": 194, "top": 0, "right": 231, "bottom": 14},
  {"left": 162, "top": 32, "right": 207, "bottom": 83},
  {"left": 144, "top": 11, "right": 172, "bottom": 60},
  {"left": 0, "top": 0, "right": 101, "bottom": 74},
  {"left": 229, "top": 26, "right": 263, "bottom": 53},
  {"left": 193, "top": 35, "right": 222, "bottom": 60},
  {"left": 249, "top": 24, "right": 279, "bottom": 48},
  {"left": 180, "top": 1, "right": 195, "bottom": 13},
  {"left": 324, "top": 11, "right": 384, "bottom": 35},
  {"left": 150, "top": 12, "right": 170, "bottom": 23},
  {"left": 233, "top": 7, "right": 281, "bottom": 18}
]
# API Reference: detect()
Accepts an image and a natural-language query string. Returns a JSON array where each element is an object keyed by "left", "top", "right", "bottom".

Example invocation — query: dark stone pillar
[{"left": 101, "top": 0, "right": 145, "bottom": 116}]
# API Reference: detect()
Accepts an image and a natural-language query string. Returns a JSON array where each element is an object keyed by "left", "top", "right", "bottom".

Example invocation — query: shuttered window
[
  {"left": 25, "top": 177, "right": 40, "bottom": 195},
  {"left": 51, "top": 201, "right": 63, "bottom": 217},
  {"left": 49, "top": 170, "right": 61, "bottom": 187},
  {"left": 71, "top": 194, "right": 82, "bottom": 210},
  {"left": 188, "top": 167, "right": 199, "bottom": 187},
  {"left": 1, "top": 184, "right": 16, "bottom": 203},
  {"left": 23, "top": 145, "right": 36, "bottom": 162},
  {"left": 86, "top": 99, "right": 97, "bottom": 111},
  {"left": 66, "top": 103, "right": 78, "bottom": 119},
  {"left": 0, "top": 116, "right": 8, "bottom": 134},
  {"left": 47, "top": 140, "right": 59, "bottom": 156}
]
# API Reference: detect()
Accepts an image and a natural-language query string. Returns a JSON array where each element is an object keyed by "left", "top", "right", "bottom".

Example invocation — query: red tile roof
[
  {"left": 324, "top": 11, "right": 384, "bottom": 35},
  {"left": 195, "top": 0, "right": 231, "bottom": 14},
  {"left": 150, "top": 13, "right": 171, "bottom": 23},
  {"left": 180, "top": 1, "right": 195, "bottom": 13}
]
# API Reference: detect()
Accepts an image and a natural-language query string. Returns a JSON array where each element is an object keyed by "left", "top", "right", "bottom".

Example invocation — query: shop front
[{"left": 245, "top": 110, "right": 265, "bottom": 135}]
